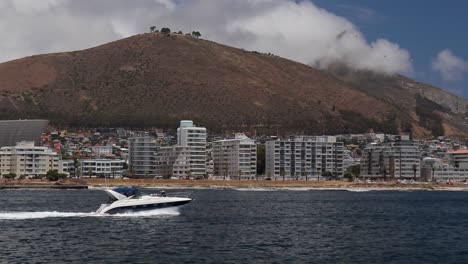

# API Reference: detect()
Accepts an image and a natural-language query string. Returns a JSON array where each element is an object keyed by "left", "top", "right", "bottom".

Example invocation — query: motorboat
[{"left": 96, "top": 187, "right": 192, "bottom": 214}]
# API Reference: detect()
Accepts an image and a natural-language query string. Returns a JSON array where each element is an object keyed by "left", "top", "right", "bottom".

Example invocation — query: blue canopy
[{"left": 112, "top": 187, "right": 141, "bottom": 197}]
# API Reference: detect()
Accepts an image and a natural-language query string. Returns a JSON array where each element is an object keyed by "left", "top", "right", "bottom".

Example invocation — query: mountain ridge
[{"left": 0, "top": 32, "right": 467, "bottom": 137}]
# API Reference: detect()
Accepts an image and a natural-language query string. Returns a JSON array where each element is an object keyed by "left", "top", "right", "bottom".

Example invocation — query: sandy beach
[
  {"left": 81, "top": 178, "right": 468, "bottom": 192},
  {"left": 2, "top": 178, "right": 467, "bottom": 191}
]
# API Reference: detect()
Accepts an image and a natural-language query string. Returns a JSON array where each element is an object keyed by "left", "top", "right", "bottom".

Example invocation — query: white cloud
[
  {"left": 432, "top": 49, "right": 468, "bottom": 82},
  {"left": 10, "top": 0, "right": 68, "bottom": 14},
  {"left": 0, "top": 0, "right": 412, "bottom": 74}
]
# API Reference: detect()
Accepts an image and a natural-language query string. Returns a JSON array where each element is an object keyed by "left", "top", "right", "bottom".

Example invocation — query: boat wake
[{"left": 0, "top": 208, "right": 180, "bottom": 220}]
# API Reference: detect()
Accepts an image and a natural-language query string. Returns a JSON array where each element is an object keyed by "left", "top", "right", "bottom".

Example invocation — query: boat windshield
[{"left": 112, "top": 187, "right": 141, "bottom": 197}]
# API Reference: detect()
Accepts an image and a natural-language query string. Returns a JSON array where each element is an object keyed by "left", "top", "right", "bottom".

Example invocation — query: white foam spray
[{"left": 0, "top": 207, "right": 180, "bottom": 220}]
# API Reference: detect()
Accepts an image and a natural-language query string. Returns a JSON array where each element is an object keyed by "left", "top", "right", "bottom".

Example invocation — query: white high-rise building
[
  {"left": 266, "top": 136, "right": 344, "bottom": 180},
  {"left": 212, "top": 133, "right": 257, "bottom": 179},
  {"left": 360, "top": 140, "right": 421, "bottom": 179},
  {"left": 128, "top": 136, "right": 158, "bottom": 177},
  {"left": 0, "top": 141, "right": 60, "bottom": 177},
  {"left": 176, "top": 120, "right": 207, "bottom": 177}
]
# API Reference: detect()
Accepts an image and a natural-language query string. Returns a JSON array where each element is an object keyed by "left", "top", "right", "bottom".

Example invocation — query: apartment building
[
  {"left": 176, "top": 120, "right": 207, "bottom": 178},
  {"left": 155, "top": 146, "right": 192, "bottom": 178},
  {"left": 89, "top": 145, "right": 113, "bottom": 157},
  {"left": 265, "top": 136, "right": 344, "bottom": 179},
  {"left": 128, "top": 136, "right": 158, "bottom": 177},
  {"left": 80, "top": 159, "right": 125, "bottom": 178},
  {"left": 60, "top": 159, "right": 75, "bottom": 176},
  {"left": 448, "top": 149, "right": 468, "bottom": 169},
  {"left": 0, "top": 141, "right": 60, "bottom": 177},
  {"left": 212, "top": 133, "right": 257, "bottom": 179},
  {"left": 360, "top": 140, "right": 421, "bottom": 179}
]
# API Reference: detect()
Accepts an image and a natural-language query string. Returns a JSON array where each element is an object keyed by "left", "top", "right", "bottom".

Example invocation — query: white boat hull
[{"left": 96, "top": 195, "right": 192, "bottom": 214}]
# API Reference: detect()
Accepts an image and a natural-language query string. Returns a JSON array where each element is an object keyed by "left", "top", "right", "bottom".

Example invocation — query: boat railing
[
  {"left": 148, "top": 191, "right": 192, "bottom": 198},
  {"left": 166, "top": 192, "right": 192, "bottom": 198}
]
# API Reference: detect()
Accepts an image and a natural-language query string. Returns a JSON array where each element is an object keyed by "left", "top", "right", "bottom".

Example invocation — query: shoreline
[
  {"left": 1, "top": 179, "right": 468, "bottom": 192},
  {"left": 83, "top": 179, "right": 468, "bottom": 192}
]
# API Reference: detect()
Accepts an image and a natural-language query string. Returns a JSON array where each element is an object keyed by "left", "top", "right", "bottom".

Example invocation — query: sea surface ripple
[{"left": 1, "top": 189, "right": 468, "bottom": 263}]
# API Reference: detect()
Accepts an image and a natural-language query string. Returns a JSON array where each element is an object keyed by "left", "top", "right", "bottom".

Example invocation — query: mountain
[{"left": 0, "top": 32, "right": 467, "bottom": 137}]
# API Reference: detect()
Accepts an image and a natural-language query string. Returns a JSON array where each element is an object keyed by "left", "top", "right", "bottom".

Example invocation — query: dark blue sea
[{"left": 1, "top": 189, "right": 468, "bottom": 264}]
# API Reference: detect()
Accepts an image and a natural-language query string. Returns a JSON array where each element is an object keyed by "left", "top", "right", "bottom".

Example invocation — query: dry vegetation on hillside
[{"left": 0, "top": 32, "right": 467, "bottom": 136}]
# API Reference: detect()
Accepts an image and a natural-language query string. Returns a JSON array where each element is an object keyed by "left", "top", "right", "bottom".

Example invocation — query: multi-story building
[
  {"left": 0, "top": 141, "right": 60, "bottom": 177},
  {"left": 79, "top": 159, "right": 126, "bottom": 178},
  {"left": 432, "top": 167, "right": 468, "bottom": 182},
  {"left": 360, "top": 140, "right": 421, "bottom": 179},
  {"left": 128, "top": 136, "right": 158, "bottom": 177},
  {"left": 176, "top": 120, "right": 207, "bottom": 178},
  {"left": 212, "top": 133, "right": 257, "bottom": 179},
  {"left": 265, "top": 136, "right": 344, "bottom": 179},
  {"left": 155, "top": 146, "right": 192, "bottom": 178},
  {"left": 89, "top": 145, "right": 113, "bottom": 157},
  {"left": 447, "top": 149, "right": 468, "bottom": 169},
  {"left": 60, "top": 159, "right": 75, "bottom": 176}
]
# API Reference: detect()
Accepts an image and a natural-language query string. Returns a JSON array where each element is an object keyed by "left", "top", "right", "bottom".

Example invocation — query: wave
[
  {"left": 0, "top": 207, "right": 180, "bottom": 220},
  {"left": 344, "top": 188, "right": 372, "bottom": 192},
  {"left": 234, "top": 188, "right": 275, "bottom": 192}
]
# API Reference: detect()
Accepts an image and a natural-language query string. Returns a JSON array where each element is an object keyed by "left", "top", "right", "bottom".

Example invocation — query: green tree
[
  {"left": 344, "top": 172, "right": 354, "bottom": 182},
  {"left": 322, "top": 171, "right": 333, "bottom": 180},
  {"left": 347, "top": 164, "right": 360, "bottom": 177},
  {"left": 73, "top": 158, "right": 80, "bottom": 178},
  {"left": 3, "top": 173, "right": 17, "bottom": 179},
  {"left": 161, "top": 27, "right": 171, "bottom": 34},
  {"left": 128, "top": 164, "right": 135, "bottom": 178},
  {"left": 192, "top": 31, "right": 201, "bottom": 38},
  {"left": 150, "top": 26, "right": 156, "bottom": 33},
  {"left": 223, "top": 161, "right": 228, "bottom": 180},
  {"left": 280, "top": 168, "right": 286, "bottom": 181},
  {"left": 256, "top": 144, "right": 265, "bottom": 176},
  {"left": 46, "top": 170, "right": 67, "bottom": 181}
]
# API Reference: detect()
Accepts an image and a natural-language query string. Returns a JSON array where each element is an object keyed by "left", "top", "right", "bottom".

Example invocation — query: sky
[{"left": 0, "top": 0, "right": 467, "bottom": 97}]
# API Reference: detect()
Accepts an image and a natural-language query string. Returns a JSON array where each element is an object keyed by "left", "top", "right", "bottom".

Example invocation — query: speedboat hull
[
  {"left": 102, "top": 199, "right": 191, "bottom": 214},
  {"left": 96, "top": 187, "right": 192, "bottom": 214}
]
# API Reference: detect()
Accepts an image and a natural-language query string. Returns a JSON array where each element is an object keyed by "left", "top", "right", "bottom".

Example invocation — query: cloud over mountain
[
  {"left": 0, "top": 0, "right": 412, "bottom": 74},
  {"left": 432, "top": 49, "right": 468, "bottom": 82}
]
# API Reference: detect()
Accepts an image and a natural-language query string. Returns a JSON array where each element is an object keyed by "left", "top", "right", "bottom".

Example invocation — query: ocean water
[{"left": 1, "top": 189, "right": 468, "bottom": 263}]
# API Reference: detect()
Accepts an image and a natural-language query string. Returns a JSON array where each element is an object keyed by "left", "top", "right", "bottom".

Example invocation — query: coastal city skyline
[
  {"left": 1, "top": 1, "right": 468, "bottom": 263},
  {"left": 1, "top": 118, "right": 467, "bottom": 184}
]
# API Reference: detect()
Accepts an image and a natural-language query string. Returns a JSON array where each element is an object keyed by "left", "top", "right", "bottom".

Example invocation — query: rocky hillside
[
  {"left": 325, "top": 65, "right": 468, "bottom": 137},
  {"left": 0, "top": 32, "right": 467, "bottom": 137}
]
